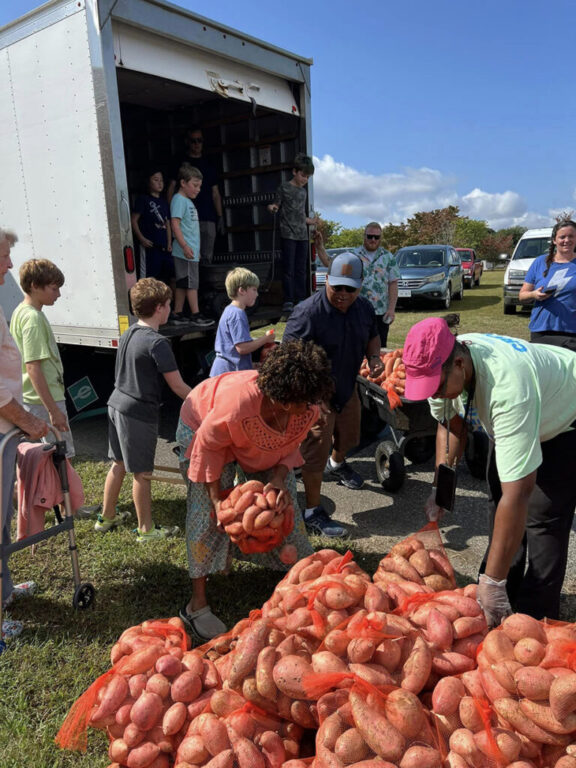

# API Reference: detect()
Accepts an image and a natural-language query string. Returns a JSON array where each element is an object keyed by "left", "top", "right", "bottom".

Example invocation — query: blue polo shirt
[{"left": 283, "top": 289, "right": 378, "bottom": 411}]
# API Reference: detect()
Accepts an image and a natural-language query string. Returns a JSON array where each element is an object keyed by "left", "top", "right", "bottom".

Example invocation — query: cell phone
[
  {"left": 543, "top": 287, "right": 555, "bottom": 295},
  {"left": 435, "top": 463, "right": 457, "bottom": 512}
]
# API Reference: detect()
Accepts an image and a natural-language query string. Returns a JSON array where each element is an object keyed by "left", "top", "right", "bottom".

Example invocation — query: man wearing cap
[
  {"left": 315, "top": 223, "right": 400, "bottom": 346},
  {"left": 403, "top": 317, "right": 576, "bottom": 625},
  {"left": 283, "top": 252, "right": 383, "bottom": 537}
]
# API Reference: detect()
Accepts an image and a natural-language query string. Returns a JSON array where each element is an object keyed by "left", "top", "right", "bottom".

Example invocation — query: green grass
[{"left": 0, "top": 271, "right": 530, "bottom": 766}]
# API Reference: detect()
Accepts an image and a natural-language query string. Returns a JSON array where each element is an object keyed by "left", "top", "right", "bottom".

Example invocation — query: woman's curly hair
[{"left": 258, "top": 339, "right": 334, "bottom": 405}]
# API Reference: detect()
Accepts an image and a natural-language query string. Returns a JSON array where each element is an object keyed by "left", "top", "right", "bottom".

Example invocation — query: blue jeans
[
  {"left": 281, "top": 238, "right": 309, "bottom": 304},
  {"left": 1, "top": 432, "right": 17, "bottom": 602}
]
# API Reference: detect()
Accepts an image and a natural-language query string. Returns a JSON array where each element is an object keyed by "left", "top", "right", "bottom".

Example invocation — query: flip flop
[{"left": 179, "top": 604, "right": 227, "bottom": 641}]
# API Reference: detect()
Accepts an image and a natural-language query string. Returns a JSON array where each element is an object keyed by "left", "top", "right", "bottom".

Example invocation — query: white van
[{"left": 503, "top": 227, "right": 552, "bottom": 314}]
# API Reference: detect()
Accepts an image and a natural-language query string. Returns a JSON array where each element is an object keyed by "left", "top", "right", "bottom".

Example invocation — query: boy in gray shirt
[
  {"left": 96, "top": 279, "right": 191, "bottom": 542},
  {"left": 268, "top": 154, "right": 318, "bottom": 313}
]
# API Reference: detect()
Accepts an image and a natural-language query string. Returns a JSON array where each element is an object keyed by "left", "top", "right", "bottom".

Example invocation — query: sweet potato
[
  {"left": 519, "top": 698, "right": 576, "bottom": 734},
  {"left": 399, "top": 745, "right": 443, "bottom": 768},
  {"left": 109, "top": 738, "right": 130, "bottom": 764},
  {"left": 452, "top": 615, "right": 487, "bottom": 640},
  {"left": 181, "top": 652, "right": 204, "bottom": 676},
  {"left": 549, "top": 672, "right": 576, "bottom": 721},
  {"left": 483, "top": 629, "right": 516, "bottom": 663},
  {"left": 384, "top": 688, "right": 424, "bottom": 739},
  {"left": 227, "top": 619, "right": 269, "bottom": 690},
  {"left": 348, "top": 662, "right": 395, "bottom": 688},
  {"left": 255, "top": 645, "right": 279, "bottom": 701},
  {"left": 120, "top": 646, "right": 163, "bottom": 676},
  {"left": 426, "top": 608, "right": 453, "bottom": 650},
  {"left": 514, "top": 637, "right": 546, "bottom": 666},
  {"left": 431, "top": 651, "right": 475, "bottom": 676},
  {"left": 155, "top": 654, "right": 182, "bottom": 679},
  {"left": 199, "top": 716, "right": 231, "bottom": 756},
  {"left": 449, "top": 728, "right": 482, "bottom": 764},
  {"left": 349, "top": 690, "right": 405, "bottom": 763},
  {"left": 474, "top": 728, "right": 522, "bottom": 763},
  {"left": 171, "top": 671, "right": 202, "bottom": 703},
  {"left": 130, "top": 692, "right": 163, "bottom": 731},
  {"left": 126, "top": 741, "right": 161, "bottom": 768},
  {"left": 493, "top": 698, "right": 571, "bottom": 746},
  {"left": 514, "top": 666, "right": 553, "bottom": 701},
  {"left": 432, "top": 676, "right": 466, "bottom": 716},
  {"left": 460, "top": 670, "right": 485, "bottom": 699},
  {"left": 273, "top": 654, "right": 314, "bottom": 700},
  {"left": 501, "top": 613, "right": 547, "bottom": 644},
  {"left": 259, "top": 730, "right": 286, "bottom": 768},
  {"left": 92, "top": 675, "right": 130, "bottom": 722},
  {"left": 491, "top": 659, "right": 523, "bottom": 693},
  {"left": 146, "top": 673, "right": 171, "bottom": 700},
  {"left": 124, "top": 722, "right": 146, "bottom": 748},
  {"left": 178, "top": 734, "right": 210, "bottom": 764},
  {"left": 347, "top": 638, "right": 376, "bottom": 664},
  {"left": 401, "top": 636, "right": 433, "bottom": 694},
  {"left": 408, "top": 549, "right": 436, "bottom": 578},
  {"left": 162, "top": 701, "right": 187, "bottom": 736},
  {"left": 458, "top": 697, "right": 485, "bottom": 732},
  {"left": 380, "top": 554, "right": 425, "bottom": 583},
  {"left": 334, "top": 727, "right": 370, "bottom": 764}
]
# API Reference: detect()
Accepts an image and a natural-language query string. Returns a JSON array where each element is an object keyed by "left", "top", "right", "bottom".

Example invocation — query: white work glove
[
  {"left": 424, "top": 488, "right": 446, "bottom": 522},
  {"left": 477, "top": 573, "right": 512, "bottom": 628}
]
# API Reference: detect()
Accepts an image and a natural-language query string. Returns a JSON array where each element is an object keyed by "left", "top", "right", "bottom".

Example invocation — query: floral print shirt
[{"left": 355, "top": 246, "right": 401, "bottom": 316}]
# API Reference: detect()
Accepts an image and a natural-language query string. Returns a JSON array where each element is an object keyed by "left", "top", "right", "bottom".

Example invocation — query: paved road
[{"left": 71, "top": 396, "right": 576, "bottom": 620}]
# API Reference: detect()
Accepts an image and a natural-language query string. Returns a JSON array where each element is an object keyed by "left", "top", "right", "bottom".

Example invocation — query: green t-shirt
[
  {"left": 429, "top": 333, "right": 576, "bottom": 482},
  {"left": 9, "top": 302, "right": 65, "bottom": 404}
]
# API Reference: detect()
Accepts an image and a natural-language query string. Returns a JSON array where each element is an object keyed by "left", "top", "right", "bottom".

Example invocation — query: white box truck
[{"left": 0, "top": 0, "right": 314, "bottom": 414}]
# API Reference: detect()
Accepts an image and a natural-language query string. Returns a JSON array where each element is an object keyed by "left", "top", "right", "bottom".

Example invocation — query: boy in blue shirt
[
  {"left": 210, "top": 267, "right": 275, "bottom": 376},
  {"left": 170, "top": 163, "right": 214, "bottom": 328}
]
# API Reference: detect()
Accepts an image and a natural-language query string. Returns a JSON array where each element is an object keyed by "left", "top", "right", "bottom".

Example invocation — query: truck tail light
[{"left": 124, "top": 245, "right": 135, "bottom": 273}]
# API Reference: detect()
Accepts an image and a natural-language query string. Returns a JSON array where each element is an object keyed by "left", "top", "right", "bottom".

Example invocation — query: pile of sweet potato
[
  {"left": 359, "top": 349, "right": 406, "bottom": 395},
  {"left": 59, "top": 534, "right": 576, "bottom": 768},
  {"left": 217, "top": 480, "right": 294, "bottom": 555}
]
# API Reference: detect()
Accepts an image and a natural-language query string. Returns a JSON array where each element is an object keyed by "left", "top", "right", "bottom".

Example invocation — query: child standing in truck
[
  {"left": 96, "top": 278, "right": 191, "bottom": 541},
  {"left": 210, "top": 267, "right": 275, "bottom": 376},
  {"left": 170, "top": 163, "right": 214, "bottom": 328},
  {"left": 268, "top": 153, "right": 318, "bottom": 313},
  {"left": 131, "top": 168, "right": 174, "bottom": 287},
  {"left": 10, "top": 259, "right": 75, "bottom": 457}
]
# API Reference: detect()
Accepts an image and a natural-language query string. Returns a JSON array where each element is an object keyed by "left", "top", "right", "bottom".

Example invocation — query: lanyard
[{"left": 443, "top": 373, "right": 476, "bottom": 466}]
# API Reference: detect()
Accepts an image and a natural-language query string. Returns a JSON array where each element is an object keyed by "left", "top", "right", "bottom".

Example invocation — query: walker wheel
[
  {"left": 375, "top": 440, "right": 406, "bottom": 491},
  {"left": 73, "top": 582, "right": 96, "bottom": 610}
]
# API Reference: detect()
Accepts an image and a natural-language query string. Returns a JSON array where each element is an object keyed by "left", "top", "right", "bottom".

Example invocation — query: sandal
[{"left": 179, "top": 604, "right": 227, "bottom": 641}]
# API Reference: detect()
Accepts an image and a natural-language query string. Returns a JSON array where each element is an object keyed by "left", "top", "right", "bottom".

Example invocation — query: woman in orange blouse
[{"left": 176, "top": 340, "right": 333, "bottom": 640}]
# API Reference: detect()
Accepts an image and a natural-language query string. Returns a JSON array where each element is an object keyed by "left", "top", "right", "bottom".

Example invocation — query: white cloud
[{"left": 312, "top": 154, "right": 556, "bottom": 230}]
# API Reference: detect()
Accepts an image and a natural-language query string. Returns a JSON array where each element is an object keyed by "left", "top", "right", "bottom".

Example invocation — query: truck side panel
[{"left": 0, "top": 5, "right": 128, "bottom": 344}]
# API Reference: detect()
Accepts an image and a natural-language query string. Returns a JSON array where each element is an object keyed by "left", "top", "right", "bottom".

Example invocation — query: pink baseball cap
[{"left": 403, "top": 317, "right": 456, "bottom": 400}]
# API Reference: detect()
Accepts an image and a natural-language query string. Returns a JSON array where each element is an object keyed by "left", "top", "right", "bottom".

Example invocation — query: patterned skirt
[{"left": 176, "top": 418, "right": 313, "bottom": 579}]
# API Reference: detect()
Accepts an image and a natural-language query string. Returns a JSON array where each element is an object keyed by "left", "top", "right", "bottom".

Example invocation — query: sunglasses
[
  {"left": 365, "top": 234, "right": 381, "bottom": 240},
  {"left": 188, "top": 137, "right": 203, "bottom": 143},
  {"left": 331, "top": 285, "right": 357, "bottom": 293}
]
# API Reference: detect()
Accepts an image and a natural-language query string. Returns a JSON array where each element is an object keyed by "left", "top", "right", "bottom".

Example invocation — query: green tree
[
  {"left": 453, "top": 218, "right": 492, "bottom": 251},
  {"left": 381, "top": 222, "right": 408, "bottom": 252},
  {"left": 404, "top": 206, "right": 461, "bottom": 245},
  {"left": 316, "top": 217, "right": 342, "bottom": 244},
  {"left": 326, "top": 226, "right": 365, "bottom": 248}
]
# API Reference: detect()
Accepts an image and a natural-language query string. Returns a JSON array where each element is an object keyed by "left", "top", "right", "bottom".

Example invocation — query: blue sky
[{"left": 2, "top": 0, "right": 574, "bottom": 230}]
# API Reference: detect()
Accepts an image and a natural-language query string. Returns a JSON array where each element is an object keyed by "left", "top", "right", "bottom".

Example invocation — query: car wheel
[
  {"left": 475, "top": 272, "right": 481, "bottom": 286},
  {"left": 503, "top": 304, "right": 516, "bottom": 315},
  {"left": 440, "top": 286, "right": 451, "bottom": 309}
]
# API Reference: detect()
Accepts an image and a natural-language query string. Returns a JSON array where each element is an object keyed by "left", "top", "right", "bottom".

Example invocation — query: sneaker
[
  {"left": 3, "top": 581, "right": 37, "bottom": 610},
  {"left": 190, "top": 313, "right": 215, "bottom": 327},
  {"left": 94, "top": 509, "right": 131, "bottom": 533},
  {"left": 326, "top": 459, "right": 364, "bottom": 490},
  {"left": 1, "top": 619, "right": 23, "bottom": 641},
  {"left": 75, "top": 503, "right": 102, "bottom": 520},
  {"left": 304, "top": 506, "right": 348, "bottom": 538},
  {"left": 136, "top": 524, "right": 180, "bottom": 543},
  {"left": 167, "top": 312, "right": 189, "bottom": 326}
]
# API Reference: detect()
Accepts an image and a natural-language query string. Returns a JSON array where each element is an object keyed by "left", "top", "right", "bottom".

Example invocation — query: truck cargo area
[{"left": 117, "top": 67, "right": 307, "bottom": 324}]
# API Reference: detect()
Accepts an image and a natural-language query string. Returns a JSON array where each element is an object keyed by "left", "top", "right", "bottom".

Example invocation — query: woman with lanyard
[
  {"left": 175, "top": 339, "right": 333, "bottom": 641},
  {"left": 519, "top": 219, "right": 576, "bottom": 349},
  {"left": 402, "top": 317, "right": 576, "bottom": 627}
]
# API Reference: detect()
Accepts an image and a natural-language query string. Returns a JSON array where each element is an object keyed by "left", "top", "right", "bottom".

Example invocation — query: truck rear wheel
[{"left": 503, "top": 304, "right": 516, "bottom": 315}]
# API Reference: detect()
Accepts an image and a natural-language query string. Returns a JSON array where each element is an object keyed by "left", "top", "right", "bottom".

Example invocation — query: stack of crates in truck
[{"left": 0, "top": 0, "right": 315, "bottom": 417}]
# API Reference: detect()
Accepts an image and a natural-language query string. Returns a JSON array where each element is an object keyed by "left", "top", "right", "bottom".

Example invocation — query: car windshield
[
  {"left": 512, "top": 238, "right": 550, "bottom": 260},
  {"left": 458, "top": 250, "right": 473, "bottom": 261},
  {"left": 397, "top": 249, "right": 446, "bottom": 268}
]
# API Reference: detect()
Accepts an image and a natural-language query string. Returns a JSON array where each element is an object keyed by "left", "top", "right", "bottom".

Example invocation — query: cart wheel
[
  {"left": 73, "top": 583, "right": 95, "bottom": 610},
  {"left": 375, "top": 441, "right": 406, "bottom": 491},
  {"left": 465, "top": 431, "right": 489, "bottom": 480},
  {"left": 404, "top": 436, "right": 435, "bottom": 465}
]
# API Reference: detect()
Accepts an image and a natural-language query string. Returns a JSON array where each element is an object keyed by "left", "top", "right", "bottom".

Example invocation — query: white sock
[
  {"left": 329, "top": 457, "right": 343, "bottom": 470},
  {"left": 304, "top": 507, "right": 318, "bottom": 519}
]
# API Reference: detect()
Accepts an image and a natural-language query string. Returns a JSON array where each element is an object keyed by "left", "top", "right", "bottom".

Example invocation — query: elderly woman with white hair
[{"left": 0, "top": 228, "right": 49, "bottom": 641}]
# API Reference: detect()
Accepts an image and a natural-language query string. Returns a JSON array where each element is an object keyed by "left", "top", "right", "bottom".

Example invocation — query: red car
[{"left": 456, "top": 248, "right": 483, "bottom": 287}]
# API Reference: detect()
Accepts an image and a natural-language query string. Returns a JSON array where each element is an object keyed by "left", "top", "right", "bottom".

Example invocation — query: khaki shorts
[
  {"left": 174, "top": 258, "right": 199, "bottom": 290},
  {"left": 300, "top": 389, "right": 361, "bottom": 473}
]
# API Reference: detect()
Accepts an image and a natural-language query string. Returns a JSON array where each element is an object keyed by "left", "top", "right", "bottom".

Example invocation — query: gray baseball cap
[{"left": 327, "top": 252, "right": 363, "bottom": 289}]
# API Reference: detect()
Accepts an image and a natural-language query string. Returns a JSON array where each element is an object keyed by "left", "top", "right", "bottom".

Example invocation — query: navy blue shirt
[{"left": 283, "top": 290, "right": 379, "bottom": 411}]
